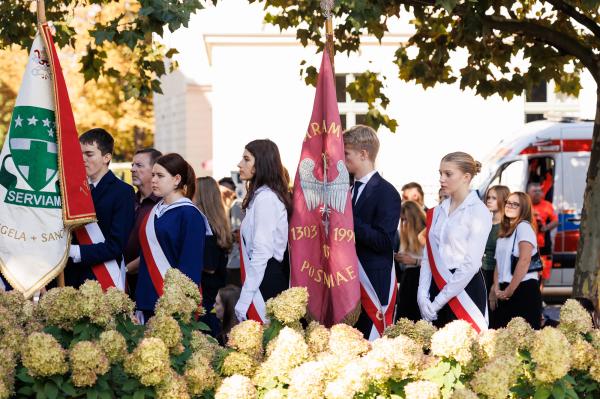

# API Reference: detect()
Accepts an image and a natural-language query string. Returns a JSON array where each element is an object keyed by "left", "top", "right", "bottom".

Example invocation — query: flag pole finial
[
  {"left": 320, "top": 0, "right": 334, "bottom": 19},
  {"left": 36, "top": 0, "right": 47, "bottom": 26}
]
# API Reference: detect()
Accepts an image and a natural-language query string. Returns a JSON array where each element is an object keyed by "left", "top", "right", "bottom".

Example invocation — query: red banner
[
  {"left": 289, "top": 52, "right": 360, "bottom": 327},
  {"left": 40, "top": 23, "right": 96, "bottom": 226}
]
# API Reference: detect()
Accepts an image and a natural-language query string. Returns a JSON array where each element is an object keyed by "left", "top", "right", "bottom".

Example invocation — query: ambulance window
[
  {"left": 562, "top": 155, "right": 589, "bottom": 212},
  {"left": 496, "top": 160, "right": 525, "bottom": 193},
  {"left": 527, "top": 157, "right": 555, "bottom": 202}
]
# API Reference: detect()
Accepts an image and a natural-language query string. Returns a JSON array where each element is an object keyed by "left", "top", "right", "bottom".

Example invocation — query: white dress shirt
[
  {"left": 418, "top": 190, "right": 492, "bottom": 312},
  {"left": 69, "top": 176, "right": 105, "bottom": 263},
  {"left": 353, "top": 170, "right": 377, "bottom": 203},
  {"left": 495, "top": 222, "right": 538, "bottom": 284},
  {"left": 236, "top": 186, "right": 288, "bottom": 315}
]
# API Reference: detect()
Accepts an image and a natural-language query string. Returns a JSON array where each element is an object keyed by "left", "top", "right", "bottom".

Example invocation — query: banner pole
[
  {"left": 37, "top": 0, "right": 65, "bottom": 289},
  {"left": 321, "top": 0, "right": 335, "bottom": 75},
  {"left": 36, "top": 0, "right": 46, "bottom": 26}
]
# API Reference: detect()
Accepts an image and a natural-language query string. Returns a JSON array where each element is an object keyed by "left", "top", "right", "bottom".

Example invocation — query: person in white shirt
[
  {"left": 418, "top": 152, "right": 492, "bottom": 332},
  {"left": 491, "top": 192, "right": 542, "bottom": 329},
  {"left": 234, "top": 139, "right": 292, "bottom": 323}
]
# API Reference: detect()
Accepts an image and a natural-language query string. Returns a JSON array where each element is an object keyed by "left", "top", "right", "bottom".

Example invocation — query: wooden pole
[
  {"left": 36, "top": 0, "right": 64, "bottom": 288},
  {"left": 321, "top": 0, "right": 335, "bottom": 75},
  {"left": 37, "top": 0, "right": 47, "bottom": 26}
]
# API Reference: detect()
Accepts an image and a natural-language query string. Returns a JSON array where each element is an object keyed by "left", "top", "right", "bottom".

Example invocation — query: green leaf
[
  {"left": 62, "top": 382, "right": 77, "bottom": 397},
  {"left": 44, "top": 382, "right": 59, "bottom": 399},
  {"left": 17, "top": 368, "right": 34, "bottom": 383},
  {"left": 535, "top": 386, "right": 553, "bottom": 399},
  {"left": 133, "top": 390, "right": 146, "bottom": 399},
  {"left": 17, "top": 387, "right": 34, "bottom": 396},
  {"left": 262, "top": 319, "right": 284, "bottom": 347},
  {"left": 122, "top": 379, "right": 139, "bottom": 392},
  {"left": 87, "top": 389, "right": 99, "bottom": 399},
  {"left": 553, "top": 383, "right": 567, "bottom": 399}
]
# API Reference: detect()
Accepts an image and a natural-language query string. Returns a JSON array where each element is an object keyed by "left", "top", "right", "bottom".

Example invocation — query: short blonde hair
[
  {"left": 441, "top": 151, "right": 481, "bottom": 179},
  {"left": 343, "top": 125, "right": 380, "bottom": 162}
]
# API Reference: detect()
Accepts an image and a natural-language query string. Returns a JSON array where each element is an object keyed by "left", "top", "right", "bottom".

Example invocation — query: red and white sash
[
  {"left": 139, "top": 199, "right": 211, "bottom": 297},
  {"left": 358, "top": 262, "right": 397, "bottom": 341},
  {"left": 425, "top": 208, "right": 487, "bottom": 333},
  {"left": 239, "top": 233, "right": 267, "bottom": 324},
  {"left": 74, "top": 223, "right": 125, "bottom": 291}
]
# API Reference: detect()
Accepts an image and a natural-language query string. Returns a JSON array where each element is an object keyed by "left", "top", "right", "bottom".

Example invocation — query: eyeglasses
[{"left": 505, "top": 201, "right": 521, "bottom": 209}]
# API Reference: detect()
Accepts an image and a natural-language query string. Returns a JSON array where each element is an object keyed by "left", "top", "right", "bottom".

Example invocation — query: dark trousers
[
  {"left": 257, "top": 257, "right": 289, "bottom": 303},
  {"left": 429, "top": 270, "right": 487, "bottom": 328},
  {"left": 396, "top": 266, "right": 421, "bottom": 322},
  {"left": 490, "top": 279, "right": 542, "bottom": 330}
]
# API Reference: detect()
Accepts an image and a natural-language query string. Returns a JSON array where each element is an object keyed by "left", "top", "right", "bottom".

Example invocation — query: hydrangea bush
[{"left": 0, "top": 273, "right": 599, "bottom": 399}]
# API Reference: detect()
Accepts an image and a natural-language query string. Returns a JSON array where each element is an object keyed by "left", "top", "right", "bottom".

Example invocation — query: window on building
[
  {"left": 523, "top": 80, "right": 580, "bottom": 122},
  {"left": 524, "top": 81, "right": 549, "bottom": 123},
  {"left": 526, "top": 113, "right": 545, "bottom": 123},
  {"left": 526, "top": 81, "right": 548, "bottom": 102},
  {"left": 336, "top": 73, "right": 369, "bottom": 130}
]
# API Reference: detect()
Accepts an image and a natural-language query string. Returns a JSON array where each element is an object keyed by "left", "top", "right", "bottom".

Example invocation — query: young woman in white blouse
[
  {"left": 491, "top": 192, "right": 542, "bottom": 329},
  {"left": 417, "top": 152, "right": 492, "bottom": 332},
  {"left": 234, "top": 139, "right": 292, "bottom": 323}
]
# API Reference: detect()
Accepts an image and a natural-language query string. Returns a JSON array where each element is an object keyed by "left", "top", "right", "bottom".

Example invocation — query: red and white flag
[{"left": 289, "top": 52, "right": 360, "bottom": 327}]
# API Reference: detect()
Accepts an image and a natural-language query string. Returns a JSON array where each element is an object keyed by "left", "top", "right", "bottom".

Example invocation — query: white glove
[
  {"left": 420, "top": 300, "right": 438, "bottom": 322},
  {"left": 69, "top": 244, "right": 81, "bottom": 263},
  {"left": 431, "top": 295, "right": 446, "bottom": 314},
  {"left": 234, "top": 301, "right": 249, "bottom": 322}
]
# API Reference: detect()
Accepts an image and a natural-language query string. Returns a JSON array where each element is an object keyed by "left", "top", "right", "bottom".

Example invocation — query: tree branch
[
  {"left": 480, "top": 14, "right": 600, "bottom": 81},
  {"left": 542, "top": 0, "right": 600, "bottom": 39}
]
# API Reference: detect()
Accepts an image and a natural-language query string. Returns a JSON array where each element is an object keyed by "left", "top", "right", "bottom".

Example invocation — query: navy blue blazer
[
  {"left": 64, "top": 170, "right": 135, "bottom": 287},
  {"left": 353, "top": 172, "right": 401, "bottom": 305}
]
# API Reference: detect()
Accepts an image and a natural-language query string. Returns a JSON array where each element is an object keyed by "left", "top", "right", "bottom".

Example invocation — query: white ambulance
[{"left": 473, "top": 119, "right": 593, "bottom": 296}]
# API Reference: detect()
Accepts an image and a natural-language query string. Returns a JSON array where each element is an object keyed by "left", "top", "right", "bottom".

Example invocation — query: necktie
[
  {"left": 352, "top": 181, "right": 363, "bottom": 205},
  {"left": 89, "top": 183, "right": 95, "bottom": 192}
]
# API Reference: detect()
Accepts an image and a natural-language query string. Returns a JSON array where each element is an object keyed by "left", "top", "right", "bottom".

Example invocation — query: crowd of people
[{"left": 1, "top": 124, "right": 587, "bottom": 344}]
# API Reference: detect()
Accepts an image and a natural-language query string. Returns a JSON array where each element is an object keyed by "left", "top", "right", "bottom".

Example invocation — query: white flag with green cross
[{"left": 0, "top": 34, "right": 67, "bottom": 295}]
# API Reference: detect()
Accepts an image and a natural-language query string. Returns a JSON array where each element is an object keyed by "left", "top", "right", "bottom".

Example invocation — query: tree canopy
[
  {"left": 253, "top": 0, "right": 600, "bottom": 305},
  {"left": 0, "top": 0, "right": 205, "bottom": 99},
  {"left": 0, "top": 0, "right": 206, "bottom": 159},
  {"left": 257, "top": 0, "right": 600, "bottom": 130}
]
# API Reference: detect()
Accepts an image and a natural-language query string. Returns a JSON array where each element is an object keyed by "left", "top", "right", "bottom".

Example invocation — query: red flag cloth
[
  {"left": 289, "top": 52, "right": 360, "bottom": 327},
  {"left": 40, "top": 24, "right": 96, "bottom": 226}
]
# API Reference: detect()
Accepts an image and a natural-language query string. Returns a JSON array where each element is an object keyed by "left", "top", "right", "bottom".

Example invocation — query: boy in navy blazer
[
  {"left": 64, "top": 128, "right": 135, "bottom": 288},
  {"left": 344, "top": 125, "right": 401, "bottom": 340}
]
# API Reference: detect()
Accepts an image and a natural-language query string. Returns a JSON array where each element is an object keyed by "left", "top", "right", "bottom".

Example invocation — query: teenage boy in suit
[
  {"left": 344, "top": 125, "right": 401, "bottom": 340},
  {"left": 64, "top": 128, "right": 135, "bottom": 288}
]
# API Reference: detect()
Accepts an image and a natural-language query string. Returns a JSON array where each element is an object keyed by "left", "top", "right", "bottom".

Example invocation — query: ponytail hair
[
  {"left": 155, "top": 153, "right": 196, "bottom": 199},
  {"left": 441, "top": 151, "right": 482, "bottom": 180}
]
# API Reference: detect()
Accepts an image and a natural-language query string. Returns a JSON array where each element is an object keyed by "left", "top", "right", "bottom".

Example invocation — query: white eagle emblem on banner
[{"left": 298, "top": 158, "right": 350, "bottom": 215}]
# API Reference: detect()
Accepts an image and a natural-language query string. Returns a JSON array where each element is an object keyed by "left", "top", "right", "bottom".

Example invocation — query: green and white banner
[{"left": 0, "top": 34, "right": 67, "bottom": 296}]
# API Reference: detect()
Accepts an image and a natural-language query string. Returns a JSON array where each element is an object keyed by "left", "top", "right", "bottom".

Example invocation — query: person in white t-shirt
[{"left": 491, "top": 192, "right": 542, "bottom": 329}]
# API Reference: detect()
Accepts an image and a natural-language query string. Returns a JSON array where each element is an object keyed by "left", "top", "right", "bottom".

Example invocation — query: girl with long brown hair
[
  {"left": 194, "top": 176, "right": 233, "bottom": 337},
  {"left": 395, "top": 201, "right": 427, "bottom": 322},
  {"left": 235, "top": 139, "right": 291, "bottom": 323},
  {"left": 482, "top": 185, "right": 510, "bottom": 300},
  {"left": 214, "top": 285, "right": 241, "bottom": 345},
  {"left": 491, "top": 192, "right": 542, "bottom": 329}
]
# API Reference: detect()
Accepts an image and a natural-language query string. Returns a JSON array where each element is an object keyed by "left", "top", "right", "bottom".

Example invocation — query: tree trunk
[{"left": 573, "top": 87, "right": 600, "bottom": 310}]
